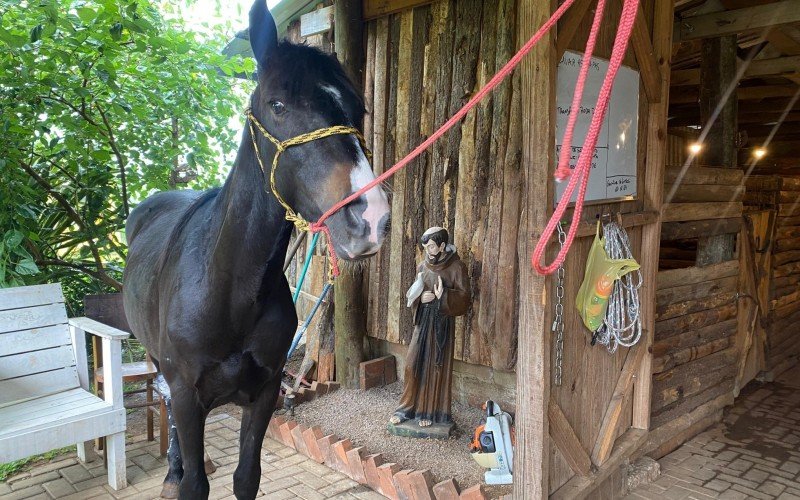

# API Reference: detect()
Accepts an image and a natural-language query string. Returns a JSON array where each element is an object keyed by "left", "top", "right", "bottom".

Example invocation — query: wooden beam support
[
  {"left": 696, "top": 34, "right": 738, "bottom": 266},
  {"left": 555, "top": 0, "right": 596, "bottom": 60},
  {"left": 548, "top": 399, "right": 593, "bottom": 476},
  {"left": 574, "top": 211, "right": 659, "bottom": 238},
  {"left": 334, "top": 0, "right": 367, "bottom": 390},
  {"left": 592, "top": 344, "right": 647, "bottom": 465},
  {"left": 515, "top": 0, "right": 555, "bottom": 496},
  {"left": 670, "top": 85, "right": 800, "bottom": 105},
  {"left": 552, "top": 429, "right": 648, "bottom": 500},
  {"left": 363, "top": 0, "right": 435, "bottom": 20},
  {"left": 675, "top": 0, "right": 800, "bottom": 42},
  {"left": 671, "top": 55, "right": 800, "bottom": 86},
  {"left": 634, "top": 0, "right": 674, "bottom": 432},
  {"left": 632, "top": 4, "right": 663, "bottom": 103}
]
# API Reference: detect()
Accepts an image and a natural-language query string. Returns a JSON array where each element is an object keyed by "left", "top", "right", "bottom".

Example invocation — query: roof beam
[
  {"left": 671, "top": 84, "right": 800, "bottom": 104},
  {"left": 671, "top": 55, "right": 800, "bottom": 85},
  {"left": 675, "top": 0, "right": 800, "bottom": 42}
]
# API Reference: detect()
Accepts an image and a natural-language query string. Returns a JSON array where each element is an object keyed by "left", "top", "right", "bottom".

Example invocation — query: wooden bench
[{"left": 0, "top": 283, "right": 128, "bottom": 490}]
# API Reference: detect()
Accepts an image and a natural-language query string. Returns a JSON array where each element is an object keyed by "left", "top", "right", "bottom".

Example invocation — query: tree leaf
[
  {"left": 76, "top": 7, "right": 96, "bottom": 24},
  {"left": 29, "top": 24, "right": 43, "bottom": 43},
  {"left": 15, "top": 259, "right": 39, "bottom": 276}
]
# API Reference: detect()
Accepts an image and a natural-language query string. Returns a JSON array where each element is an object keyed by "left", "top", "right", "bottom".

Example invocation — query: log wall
[
  {"left": 650, "top": 165, "right": 744, "bottom": 433},
  {"left": 744, "top": 174, "right": 800, "bottom": 377}
]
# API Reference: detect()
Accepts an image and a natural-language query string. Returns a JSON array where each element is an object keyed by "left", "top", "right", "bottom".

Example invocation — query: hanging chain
[{"left": 552, "top": 222, "right": 567, "bottom": 386}]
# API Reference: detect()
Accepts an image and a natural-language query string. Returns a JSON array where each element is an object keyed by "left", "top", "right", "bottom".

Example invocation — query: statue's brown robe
[{"left": 396, "top": 250, "right": 470, "bottom": 424}]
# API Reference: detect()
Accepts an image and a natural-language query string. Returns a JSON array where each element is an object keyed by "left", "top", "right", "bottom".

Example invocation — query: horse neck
[{"left": 209, "top": 126, "right": 292, "bottom": 290}]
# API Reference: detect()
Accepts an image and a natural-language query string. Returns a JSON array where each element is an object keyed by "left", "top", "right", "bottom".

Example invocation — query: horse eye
[{"left": 270, "top": 101, "right": 286, "bottom": 115}]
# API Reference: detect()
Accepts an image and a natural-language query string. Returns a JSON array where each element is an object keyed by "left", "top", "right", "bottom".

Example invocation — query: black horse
[{"left": 122, "top": 1, "right": 390, "bottom": 498}]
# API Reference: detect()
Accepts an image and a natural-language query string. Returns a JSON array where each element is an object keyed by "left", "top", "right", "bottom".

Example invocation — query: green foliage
[{"left": 0, "top": 0, "right": 254, "bottom": 305}]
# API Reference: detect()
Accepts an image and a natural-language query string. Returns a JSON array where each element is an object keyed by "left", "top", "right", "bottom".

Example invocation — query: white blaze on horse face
[{"left": 350, "top": 142, "right": 390, "bottom": 245}]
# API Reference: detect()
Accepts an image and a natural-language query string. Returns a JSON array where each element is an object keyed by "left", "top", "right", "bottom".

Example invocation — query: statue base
[{"left": 387, "top": 419, "right": 455, "bottom": 439}]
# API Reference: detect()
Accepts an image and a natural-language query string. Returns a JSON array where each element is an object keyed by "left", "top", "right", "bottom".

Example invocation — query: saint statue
[{"left": 388, "top": 227, "right": 471, "bottom": 437}]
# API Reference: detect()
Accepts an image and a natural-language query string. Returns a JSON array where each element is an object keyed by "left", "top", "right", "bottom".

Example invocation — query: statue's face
[{"left": 424, "top": 239, "right": 446, "bottom": 258}]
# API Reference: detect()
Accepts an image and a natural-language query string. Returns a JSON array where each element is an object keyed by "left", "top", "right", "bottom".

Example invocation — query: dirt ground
[{"left": 289, "top": 382, "right": 513, "bottom": 497}]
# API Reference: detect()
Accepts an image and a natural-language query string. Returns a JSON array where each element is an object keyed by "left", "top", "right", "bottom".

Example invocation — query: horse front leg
[
  {"left": 169, "top": 381, "right": 210, "bottom": 500},
  {"left": 232, "top": 376, "right": 282, "bottom": 500}
]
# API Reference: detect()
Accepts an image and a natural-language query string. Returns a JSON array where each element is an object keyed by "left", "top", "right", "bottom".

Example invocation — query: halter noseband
[{"left": 245, "top": 108, "right": 371, "bottom": 234}]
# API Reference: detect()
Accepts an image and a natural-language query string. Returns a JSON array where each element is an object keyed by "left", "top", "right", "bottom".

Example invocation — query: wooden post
[
  {"left": 696, "top": 35, "right": 739, "bottom": 266},
  {"left": 633, "top": 0, "right": 675, "bottom": 430},
  {"left": 516, "top": 0, "right": 555, "bottom": 497},
  {"left": 333, "top": 2, "right": 366, "bottom": 389},
  {"left": 334, "top": 0, "right": 365, "bottom": 89},
  {"left": 334, "top": 262, "right": 366, "bottom": 388}
]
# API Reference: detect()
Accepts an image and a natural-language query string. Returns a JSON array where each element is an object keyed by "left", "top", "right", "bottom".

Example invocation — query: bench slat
[
  {"left": 0, "top": 283, "right": 64, "bottom": 311},
  {"left": 0, "top": 405, "right": 124, "bottom": 463},
  {"left": 0, "top": 303, "right": 68, "bottom": 335},
  {"left": 0, "top": 367, "right": 80, "bottom": 407},
  {"left": 0, "top": 388, "right": 91, "bottom": 426},
  {"left": 0, "top": 345, "right": 76, "bottom": 381},
  {"left": 0, "top": 325, "right": 72, "bottom": 357},
  {"left": 0, "top": 393, "right": 111, "bottom": 437}
]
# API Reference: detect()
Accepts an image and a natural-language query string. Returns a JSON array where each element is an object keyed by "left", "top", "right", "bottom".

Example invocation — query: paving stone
[
  {"left": 8, "top": 470, "right": 60, "bottom": 490},
  {"left": 43, "top": 477, "right": 78, "bottom": 497},
  {"left": 727, "top": 458, "right": 754, "bottom": 473},
  {"left": 730, "top": 483, "right": 774, "bottom": 500},
  {"left": 743, "top": 467, "right": 771, "bottom": 483},
  {"left": 704, "top": 479, "right": 732, "bottom": 492},
  {"left": 782, "top": 461, "right": 800, "bottom": 475},
  {"left": 3, "top": 484, "right": 46, "bottom": 500},
  {"left": 717, "top": 490, "right": 749, "bottom": 500},
  {"left": 290, "top": 483, "right": 328, "bottom": 500},
  {"left": 763, "top": 481, "right": 789, "bottom": 497}
]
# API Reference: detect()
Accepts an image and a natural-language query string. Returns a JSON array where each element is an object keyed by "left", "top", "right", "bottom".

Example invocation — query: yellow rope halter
[
  {"left": 245, "top": 108, "right": 371, "bottom": 233},
  {"left": 245, "top": 108, "right": 372, "bottom": 282}
]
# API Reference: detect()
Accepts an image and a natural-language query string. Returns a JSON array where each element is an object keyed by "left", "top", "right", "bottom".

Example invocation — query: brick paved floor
[
  {"left": 628, "top": 364, "right": 800, "bottom": 500},
  {"left": 0, "top": 412, "right": 385, "bottom": 500}
]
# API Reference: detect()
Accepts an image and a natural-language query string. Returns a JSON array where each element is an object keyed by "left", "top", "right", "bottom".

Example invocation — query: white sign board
[{"left": 554, "top": 51, "right": 639, "bottom": 204}]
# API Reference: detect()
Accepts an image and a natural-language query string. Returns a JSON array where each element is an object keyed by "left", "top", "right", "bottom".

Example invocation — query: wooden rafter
[
  {"left": 362, "top": 0, "right": 434, "bottom": 20},
  {"left": 670, "top": 84, "right": 800, "bottom": 104},
  {"left": 555, "top": 0, "right": 595, "bottom": 59},
  {"left": 632, "top": 3, "right": 663, "bottom": 103},
  {"left": 675, "top": 0, "right": 800, "bottom": 42},
  {"left": 671, "top": 55, "right": 800, "bottom": 86}
]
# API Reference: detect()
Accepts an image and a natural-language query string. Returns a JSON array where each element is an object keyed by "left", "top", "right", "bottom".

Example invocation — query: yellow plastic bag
[{"left": 575, "top": 222, "right": 640, "bottom": 332}]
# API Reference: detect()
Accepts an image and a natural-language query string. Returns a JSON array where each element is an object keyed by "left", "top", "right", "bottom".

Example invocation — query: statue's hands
[
  {"left": 434, "top": 276, "right": 444, "bottom": 299},
  {"left": 421, "top": 291, "right": 436, "bottom": 303}
]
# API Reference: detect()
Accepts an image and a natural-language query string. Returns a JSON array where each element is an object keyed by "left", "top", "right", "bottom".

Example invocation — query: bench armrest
[
  {"left": 69, "top": 317, "right": 128, "bottom": 408},
  {"left": 69, "top": 317, "right": 130, "bottom": 341}
]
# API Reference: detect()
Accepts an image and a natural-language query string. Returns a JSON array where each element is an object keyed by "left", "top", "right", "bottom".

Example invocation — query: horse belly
[{"left": 196, "top": 351, "right": 280, "bottom": 408}]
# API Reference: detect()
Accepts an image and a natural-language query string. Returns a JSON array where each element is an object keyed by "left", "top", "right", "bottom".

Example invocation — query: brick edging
[{"left": 267, "top": 386, "right": 488, "bottom": 500}]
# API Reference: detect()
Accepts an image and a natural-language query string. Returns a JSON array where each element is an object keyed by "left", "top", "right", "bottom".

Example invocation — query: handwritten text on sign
[{"left": 554, "top": 51, "right": 640, "bottom": 204}]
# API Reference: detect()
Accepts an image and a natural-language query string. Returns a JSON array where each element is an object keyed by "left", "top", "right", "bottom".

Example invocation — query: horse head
[{"left": 247, "top": 0, "right": 390, "bottom": 260}]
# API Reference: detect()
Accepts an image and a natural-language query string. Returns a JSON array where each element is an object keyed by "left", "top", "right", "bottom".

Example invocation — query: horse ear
[{"left": 249, "top": 0, "right": 278, "bottom": 68}]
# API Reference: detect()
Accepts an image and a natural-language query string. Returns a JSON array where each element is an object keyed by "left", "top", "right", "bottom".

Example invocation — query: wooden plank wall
[
  {"left": 362, "top": 0, "right": 523, "bottom": 372},
  {"left": 651, "top": 165, "right": 744, "bottom": 433},
  {"left": 744, "top": 174, "right": 800, "bottom": 376},
  {"left": 363, "top": 0, "right": 662, "bottom": 494}
]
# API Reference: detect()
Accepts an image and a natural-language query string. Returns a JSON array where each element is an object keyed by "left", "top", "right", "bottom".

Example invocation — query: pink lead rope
[{"left": 307, "top": 0, "right": 640, "bottom": 277}]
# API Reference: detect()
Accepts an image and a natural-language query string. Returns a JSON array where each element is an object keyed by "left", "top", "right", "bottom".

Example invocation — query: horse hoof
[
  {"left": 160, "top": 482, "right": 179, "bottom": 499},
  {"left": 204, "top": 458, "right": 217, "bottom": 475}
]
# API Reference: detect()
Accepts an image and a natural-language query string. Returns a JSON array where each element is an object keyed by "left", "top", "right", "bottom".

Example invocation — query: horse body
[{"left": 122, "top": 2, "right": 389, "bottom": 498}]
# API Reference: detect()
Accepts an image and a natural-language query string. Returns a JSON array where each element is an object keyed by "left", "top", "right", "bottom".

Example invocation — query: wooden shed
[{"left": 271, "top": 0, "right": 800, "bottom": 497}]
